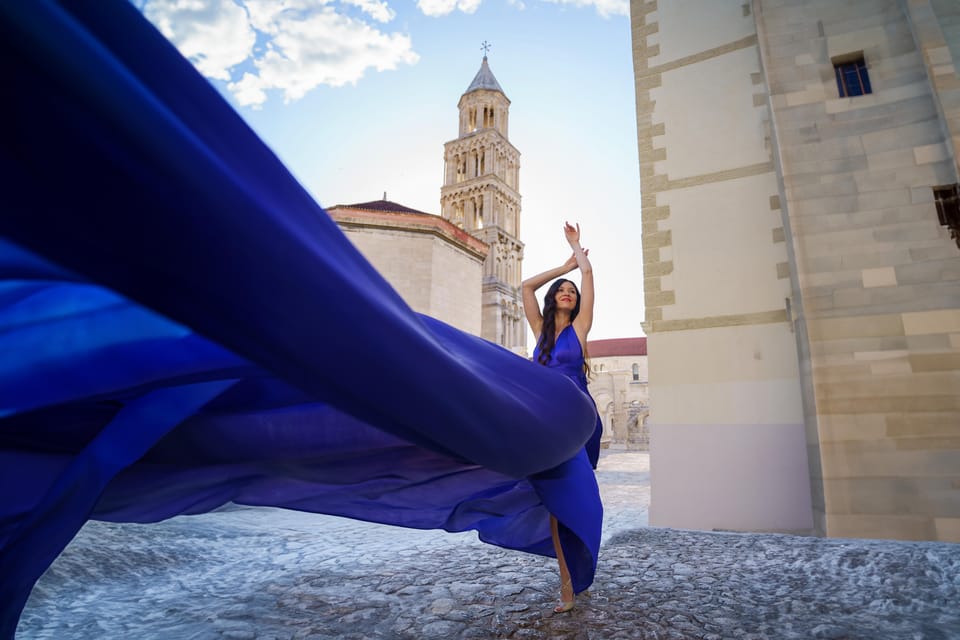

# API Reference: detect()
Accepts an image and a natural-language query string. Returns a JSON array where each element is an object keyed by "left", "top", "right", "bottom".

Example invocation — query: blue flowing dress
[
  {"left": 0, "top": 1, "right": 603, "bottom": 636},
  {"left": 534, "top": 325, "right": 604, "bottom": 469}
]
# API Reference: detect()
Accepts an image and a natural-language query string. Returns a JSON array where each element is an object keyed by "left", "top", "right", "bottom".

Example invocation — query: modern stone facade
[
  {"left": 327, "top": 200, "right": 488, "bottom": 335},
  {"left": 441, "top": 57, "right": 526, "bottom": 354},
  {"left": 631, "top": 0, "right": 960, "bottom": 541},
  {"left": 586, "top": 338, "right": 650, "bottom": 450}
]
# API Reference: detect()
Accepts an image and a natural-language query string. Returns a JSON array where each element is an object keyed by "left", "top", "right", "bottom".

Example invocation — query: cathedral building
[
  {"left": 441, "top": 56, "right": 526, "bottom": 353},
  {"left": 587, "top": 337, "right": 650, "bottom": 450},
  {"left": 631, "top": 0, "right": 960, "bottom": 542},
  {"left": 328, "top": 56, "right": 526, "bottom": 353}
]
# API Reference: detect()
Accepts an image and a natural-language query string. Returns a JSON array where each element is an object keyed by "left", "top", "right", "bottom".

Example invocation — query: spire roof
[
  {"left": 330, "top": 198, "right": 431, "bottom": 215},
  {"left": 464, "top": 56, "right": 505, "bottom": 97}
]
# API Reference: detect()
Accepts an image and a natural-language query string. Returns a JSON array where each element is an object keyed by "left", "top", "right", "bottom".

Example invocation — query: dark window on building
[
  {"left": 933, "top": 184, "right": 960, "bottom": 249},
  {"left": 632, "top": 363, "right": 639, "bottom": 381},
  {"left": 833, "top": 55, "right": 871, "bottom": 97}
]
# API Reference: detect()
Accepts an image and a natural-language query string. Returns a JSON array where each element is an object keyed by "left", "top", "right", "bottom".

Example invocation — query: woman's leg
[{"left": 550, "top": 515, "right": 575, "bottom": 611}]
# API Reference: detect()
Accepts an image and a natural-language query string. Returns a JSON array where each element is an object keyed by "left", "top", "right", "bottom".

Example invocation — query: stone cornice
[
  {"left": 636, "top": 34, "right": 759, "bottom": 80},
  {"left": 440, "top": 175, "right": 521, "bottom": 201},
  {"left": 647, "top": 309, "right": 789, "bottom": 333},
  {"left": 647, "top": 161, "right": 775, "bottom": 193},
  {"left": 444, "top": 129, "right": 520, "bottom": 157},
  {"left": 458, "top": 87, "right": 511, "bottom": 108},
  {"left": 327, "top": 207, "right": 489, "bottom": 260}
]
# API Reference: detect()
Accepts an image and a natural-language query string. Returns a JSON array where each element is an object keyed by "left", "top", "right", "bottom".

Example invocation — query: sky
[{"left": 135, "top": 0, "right": 645, "bottom": 341}]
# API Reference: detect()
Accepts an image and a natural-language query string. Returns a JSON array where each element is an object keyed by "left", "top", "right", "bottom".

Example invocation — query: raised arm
[
  {"left": 521, "top": 256, "right": 578, "bottom": 337},
  {"left": 565, "top": 222, "right": 594, "bottom": 341}
]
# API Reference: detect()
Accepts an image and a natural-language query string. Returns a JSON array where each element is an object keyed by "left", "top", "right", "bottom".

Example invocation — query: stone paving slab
[{"left": 17, "top": 453, "right": 960, "bottom": 639}]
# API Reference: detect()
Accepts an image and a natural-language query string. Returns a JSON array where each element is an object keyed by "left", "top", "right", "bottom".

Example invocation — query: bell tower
[{"left": 441, "top": 53, "right": 525, "bottom": 353}]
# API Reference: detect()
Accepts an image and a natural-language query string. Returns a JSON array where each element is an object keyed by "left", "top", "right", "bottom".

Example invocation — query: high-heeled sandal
[{"left": 554, "top": 579, "right": 575, "bottom": 613}]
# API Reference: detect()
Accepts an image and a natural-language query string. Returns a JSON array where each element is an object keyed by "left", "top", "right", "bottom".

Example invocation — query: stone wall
[
  {"left": 631, "top": 0, "right": 813, "bottom": 534},
  {"left": 631, "top": 0, "right": 960, "bottom": 541},
  {"left": 329, "top": 208, "right": 488, "bottom": 336},
  {"left": 756, "top": 0, "right": 960, "bottom": 541},
  {"left": 587, "top": 354, "right": 650, "bottom": 449}
]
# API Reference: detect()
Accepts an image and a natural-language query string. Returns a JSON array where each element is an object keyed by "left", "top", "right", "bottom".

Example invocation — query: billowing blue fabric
[
  {"left": 534, "top": 325, "right": 605, "bottom": 468},
  {"left": 0, "top": 1, "right": 602, "bottom": 636}
]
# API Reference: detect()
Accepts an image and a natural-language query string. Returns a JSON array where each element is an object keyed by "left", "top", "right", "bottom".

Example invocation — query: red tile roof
[
  {"left": 586, "top": 337, "right": 647, "bottom": 357},
  {"left": 330, "top": 199, "right": 432, "bottom": 215}
]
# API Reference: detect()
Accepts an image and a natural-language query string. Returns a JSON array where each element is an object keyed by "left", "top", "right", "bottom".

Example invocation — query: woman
[{"left": 521, "top": 221, "right": 602, "bottom": 613}]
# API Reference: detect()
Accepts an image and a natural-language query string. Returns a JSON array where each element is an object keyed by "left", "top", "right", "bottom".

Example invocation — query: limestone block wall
[
  {"left": 328, "top": 208, "right": 488, "bottom": 336},
  {"left": 429, "top": 239, "right": 487, "bottom": 334},
  {"left": 631, "top": 0, "right": 812, "bottom": 533},
  {"left": 473, "top": 225, "right": 526, "bottom": 352},
  {"left": 345, "top": 227, "right": 433, "bottom": 311},
  {"left": 344, "top": 227, "right": 484, "bottom": 335},
  {"left": 479, "top": 283, "right": 525, "bottom": 351},
  {"left": 755, "top": 0, "right": 960, "bottom": 541},
  {"left": 926, "top": 1, "right": 960, "bottom": 169}
]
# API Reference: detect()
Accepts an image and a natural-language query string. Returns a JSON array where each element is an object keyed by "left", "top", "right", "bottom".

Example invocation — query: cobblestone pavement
[{"left": 18, "top": 452, "right": 960, "bottom": 639}]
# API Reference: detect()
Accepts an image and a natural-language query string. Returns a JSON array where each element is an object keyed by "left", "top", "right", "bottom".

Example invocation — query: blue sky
[{"left": 138, "top": 0, "right": 644, "bottom": 341}]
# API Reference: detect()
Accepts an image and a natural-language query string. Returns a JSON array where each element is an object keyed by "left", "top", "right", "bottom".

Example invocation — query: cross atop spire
[{"left": 481, "top": 41, "right": 491, "bottom": 58}]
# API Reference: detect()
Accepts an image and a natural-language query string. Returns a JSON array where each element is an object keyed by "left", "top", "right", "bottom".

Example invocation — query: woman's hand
[
  {"left": 562, "top": 248, "right": 589, "bottom": 272},
  {"left": 563, "top": 221, "right": 581, "bottom": 246}
]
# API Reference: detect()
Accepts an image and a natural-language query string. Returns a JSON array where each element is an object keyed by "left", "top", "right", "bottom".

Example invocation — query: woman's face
[{"left": 555, "top": 281, "right": 579, "bottom": 312}]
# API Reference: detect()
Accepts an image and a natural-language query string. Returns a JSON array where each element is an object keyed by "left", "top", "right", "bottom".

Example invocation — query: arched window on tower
[
  {"left": 483, "top": 106, "right": 494, "bottom": 128},
  {"left": 475, "top": 198, "right": 484, "bottom": 229},
  {"left": 468, "top": 108, "right": 477, "bottom": 131},
  {"left": 479, "top": 148, "right": 485, "bottom": 175},
  {"left": 454, "top": 202, "right": 464, "bottom": 228}
]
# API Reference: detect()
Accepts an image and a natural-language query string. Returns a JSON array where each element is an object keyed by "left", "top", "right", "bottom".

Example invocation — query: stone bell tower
[{"left": 441, "top": 54, "right": 525, "bottom": 353}]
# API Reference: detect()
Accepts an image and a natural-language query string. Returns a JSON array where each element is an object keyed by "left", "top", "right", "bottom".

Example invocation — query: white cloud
[
  {"left": 144, "top": 0, "right": 255, "bottom": 81},
  {"left": 413, "top": 0, "right": 624, "bottom": 18},
  {"left": 539, "top": 0, "right": 628, "bottom": 18},
  {"left": 233, "top": 2, "right": 418, "bottom": 106},
  {"left": 342, "top": 0, "right": 396, "bottom": 22},
  {"left": 415, "top": 0, "right": 482, "bottom": 17},
  {"left": 141, "top": 0, "right": 418, "bottom": 107}
]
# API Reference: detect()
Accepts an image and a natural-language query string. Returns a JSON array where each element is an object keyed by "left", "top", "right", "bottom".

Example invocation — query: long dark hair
[{"left": 536, "top": 278, "right": 581, "bottom": 366}]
